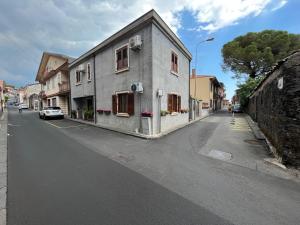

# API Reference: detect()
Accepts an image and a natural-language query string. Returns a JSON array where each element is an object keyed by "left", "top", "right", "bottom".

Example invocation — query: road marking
[
  {"left": 45, "top": 121, "right": 86, "bottom": 129},
  {"left": 229, "top": 118, "right": 251, "bottom": 132},
  {"left": 45, "top": 121, "right": 62, "bottom": 128},
  {"left": 59, "top": 125, "right": 86, "bottom": 129},
  {"left": 8, "top": 123, "right": 20, "bottom": 127}
]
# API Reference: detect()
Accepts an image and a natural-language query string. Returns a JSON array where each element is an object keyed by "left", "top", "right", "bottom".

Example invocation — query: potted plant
[
  {"left": 141, "top": 111, "right": 153, "bottom": 117},
  {"left": 160, "top": 110, "right": 168, "bottom": 116},
  {"left": 71, "top": 110, "right": 77, "bottom": 119},
  {"left": 97, "top": 109, "right": 104, "bottom": 114},
  {"left": 103, "top": 109, "right": 111, "bottom": 115}
]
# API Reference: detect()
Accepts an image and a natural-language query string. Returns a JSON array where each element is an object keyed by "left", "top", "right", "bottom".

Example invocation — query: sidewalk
[{"left": 0, "top": 109, "right": 7, "bottom": 225}]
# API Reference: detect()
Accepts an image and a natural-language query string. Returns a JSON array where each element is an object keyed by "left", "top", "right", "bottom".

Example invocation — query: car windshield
[{"left": 234, "top": 105, "right": 240, "bottom": 109}]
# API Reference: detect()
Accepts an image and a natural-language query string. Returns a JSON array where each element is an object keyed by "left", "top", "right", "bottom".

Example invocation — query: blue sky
[
  {"left": 0, "top": 0, "right": 299, "bottom": 100},
  {"left": 178, "top": 0, "right": 300, "bottom": 99}
]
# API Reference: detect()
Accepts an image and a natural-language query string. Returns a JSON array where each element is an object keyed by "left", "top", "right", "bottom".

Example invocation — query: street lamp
[
  {"left": 194, "top": 37, "right": 214, "bottom": 73},
  {"left": 192, "top": 37, "right": 214, "bottom": 120}
]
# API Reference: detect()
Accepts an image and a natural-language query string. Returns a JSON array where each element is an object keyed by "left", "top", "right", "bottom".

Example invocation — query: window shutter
[
  {"left": 128, "top": 93, "right": 134, "bottom": 115},
  {"left": 112, "top": 95, "right": 117, "bottom": 114},
  {"left": 178, "top": 95, "right": 181, "bottom": 112},
  {"left": 168, "top": 94, "right": 172, "bottom": 112}
]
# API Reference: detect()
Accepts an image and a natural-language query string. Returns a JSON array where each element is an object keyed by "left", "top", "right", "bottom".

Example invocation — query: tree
[
  {"left": 236, "top": 77, "right": 264, "bottom": 108},
  {"left": 222, "top": 30, "right": 300, "bottom": 79}
]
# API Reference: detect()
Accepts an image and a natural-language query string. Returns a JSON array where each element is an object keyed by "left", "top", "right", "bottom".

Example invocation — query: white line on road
[{"left": 45, "top": 121, "right": 85, "bottom": 129}]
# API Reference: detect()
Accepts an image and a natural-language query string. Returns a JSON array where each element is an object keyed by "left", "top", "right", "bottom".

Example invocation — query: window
[
  {"left": 76, "top": 71, "right": 81, "bottom": 84},
  {"left": 87, "top": 63, "right": 92, "bottom": 81},
  {"left": 167, "top": 94, "right": 181, "bottom": 113},
  {"left": 47, "top": 81, "right": 50, "bottom": 90},
  {"left": 52, "top": 98, "right": 57, "bottom": 107},
  {"left": 51, "top": 78, "right": 55, "bottom": 89},
  {"left": 47, "top": 99, "right": 51, "bottom": 106},
  {"left": 112, "top": 92, "right": 134, "bottom": 115},
  {"left": 57, "top": 73, "right": 62, "bottom": 84},
  {"left": 171, "top": 51, "right": 178, "bottom": 73},
  {"left": 115, "top": 45, "right": 129, "bottom": 71}
]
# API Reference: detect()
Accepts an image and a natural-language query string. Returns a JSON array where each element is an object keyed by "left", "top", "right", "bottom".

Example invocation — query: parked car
[
  {"left": 19, "top": 103, "right": 29, "bottom": 109},
  {"left": 39, "top": 106, "right": 64, "bottom": 119},
  {"left": 232, "top": 104, "right": 242, "bottom": 113}
]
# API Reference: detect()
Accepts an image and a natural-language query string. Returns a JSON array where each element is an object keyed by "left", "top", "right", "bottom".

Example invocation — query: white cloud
[
  {"left": 0, "top": 0, "right": 288, "bottom": 86},
  {"left": 271, "top": 0, "right": 287, "bottom": 11}
]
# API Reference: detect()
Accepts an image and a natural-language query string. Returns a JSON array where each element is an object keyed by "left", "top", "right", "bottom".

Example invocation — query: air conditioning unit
[
  {"left": 77, "top": 64, "right": 85, "bottom": 72},
  {"left": 131, "top": 82, "right": 143, "bottom": 93},
  {"left": 129, "top": 35, "right": 142, "bottom": 51}
]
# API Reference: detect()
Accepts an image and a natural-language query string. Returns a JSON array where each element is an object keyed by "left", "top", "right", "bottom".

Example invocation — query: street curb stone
[
  {"left": 245, "top": 114, "right": 288, "bottom": 170},
  {"left": 0, "top": 109, "right": 7, "bottom": 225}
]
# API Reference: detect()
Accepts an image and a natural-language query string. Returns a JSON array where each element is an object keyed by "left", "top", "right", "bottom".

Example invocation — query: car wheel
[
  {"left": 43, "top": 114, "right": 46, "bottom": 120},
  {"left": 39, "top": 114, "right": 42, "bottom": 119}
]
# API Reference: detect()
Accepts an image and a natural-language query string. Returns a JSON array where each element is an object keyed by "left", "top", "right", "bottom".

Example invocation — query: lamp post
[{"left": 192, "top": 37, "right": 214, "bottom": 120}]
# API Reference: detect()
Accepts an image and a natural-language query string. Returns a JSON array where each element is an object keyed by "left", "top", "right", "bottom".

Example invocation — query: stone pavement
[{"left": 0, "top": 110, "right": 7, "bottom": 225}]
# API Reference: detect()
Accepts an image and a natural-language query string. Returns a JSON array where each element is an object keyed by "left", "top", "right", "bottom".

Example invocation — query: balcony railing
[{"left": 58, "top": 82, "right": 70, "bottom": 93}]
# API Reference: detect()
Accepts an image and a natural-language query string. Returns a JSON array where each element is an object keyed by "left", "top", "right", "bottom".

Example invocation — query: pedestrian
[{"left": 18, "top": 104, "right": 22, "bottom": 113}]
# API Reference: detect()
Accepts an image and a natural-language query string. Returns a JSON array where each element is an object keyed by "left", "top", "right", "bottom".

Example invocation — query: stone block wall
[{"left": 247, "top": 51, "right": 300, "bottom": 168}]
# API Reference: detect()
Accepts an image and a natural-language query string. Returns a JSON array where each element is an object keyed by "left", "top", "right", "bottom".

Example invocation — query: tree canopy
[
  {"left": 236, "top": 77, "right": 264, "bottom": 108},
  {"left": 222, "top": 30, "right": 300, "bottom": 79}
]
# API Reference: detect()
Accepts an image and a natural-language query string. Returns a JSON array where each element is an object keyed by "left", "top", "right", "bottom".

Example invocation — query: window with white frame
[
  {"left": 171, "top": 51, "right": 178, "bottom": 74},
  {"left": 115, "top": 45, "right": 129, "bottom": 72},
  {"left": 87, "top": 63, "right": 91, "bottom": 81},
  {"left": 76, "top": 71, "right": 81, "bottom": 84}
]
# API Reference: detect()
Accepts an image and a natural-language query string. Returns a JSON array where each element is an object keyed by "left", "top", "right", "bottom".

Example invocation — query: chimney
[{"left": 192, "top": 69, "right": 196, "bottom": 78}]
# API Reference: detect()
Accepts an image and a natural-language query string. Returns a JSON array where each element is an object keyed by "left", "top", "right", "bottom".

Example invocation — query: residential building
[
  {"left": 24, "top": 83, "right": 42, "bottom": 110},
  {"left": 190, "top": 70, "right": 221, "bottom": 111},
  {"left": 17, "top": 88, "right": 25, "bottom": 104},
  {"left": 0, "top": 80, "right": 4, "bottom": 111},
  {"left": 35, "top": 52, "right": 74, "bottom": 114},
  {"left": 69, "top": 9, "right": 192, "bottom": 137}
]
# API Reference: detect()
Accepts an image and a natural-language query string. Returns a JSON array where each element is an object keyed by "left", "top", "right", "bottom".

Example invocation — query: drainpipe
[
  {"left": 93, "top": 54, "right": 97, "bottom": 124},
  {"left": 188, "top": 60, "right": 191, "bottom": 121}
]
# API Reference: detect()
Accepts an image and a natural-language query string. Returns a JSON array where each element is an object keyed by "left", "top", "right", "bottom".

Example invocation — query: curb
[
  {"left": 0, "top": 110, "right": 7, "bottom": 225},
  {"left": 66, "top": 113, "right": 212, "bottom": 140},
  {"left": 245, "top": 114, "right": 286, "bottom": 169}
]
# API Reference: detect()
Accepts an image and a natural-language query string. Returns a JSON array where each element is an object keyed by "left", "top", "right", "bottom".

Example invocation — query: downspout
[
  {"left": 68, "top": 65, "right": 71, "bottom": 117},
  {"left": 188, "top": 59, "right": 191, "bottom": 121},
  {"left": 93, "top": 54, "right": 97, "bottom": 124}
]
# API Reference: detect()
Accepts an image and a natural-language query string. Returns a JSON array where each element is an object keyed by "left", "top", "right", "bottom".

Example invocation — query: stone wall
[{"left": 247, "top": 51, "right": 300, "bottom": 168}]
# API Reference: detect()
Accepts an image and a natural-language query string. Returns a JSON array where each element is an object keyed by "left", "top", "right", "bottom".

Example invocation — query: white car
[
  {"left": 39, "top": 106, "right": 64, "bottom": 119},
  {"left": 19, "top": 103, "right": 29, "bottom": 109}
]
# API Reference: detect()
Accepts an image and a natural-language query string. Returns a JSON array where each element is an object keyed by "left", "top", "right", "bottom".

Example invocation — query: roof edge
[{"left": 69, "top": 9, "right": 192, "bottom": 68}]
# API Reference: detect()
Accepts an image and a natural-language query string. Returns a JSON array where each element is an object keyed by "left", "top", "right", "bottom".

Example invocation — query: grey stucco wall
[
  {"left": 94, "top": 24, "right": 153, "bottom": 133},
  {"left": 152, "top": 24, "right": 190, "bottom": 133},
  {"left": 69, "top": 22, "right": 190, "bottom": 135},
  {"left": 70, "top": 57, "right": 95, "bottom": 110}
]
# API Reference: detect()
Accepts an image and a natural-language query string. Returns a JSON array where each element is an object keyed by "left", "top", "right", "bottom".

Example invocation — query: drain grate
[{"left": 208, "top": 149, "right": 232, "bottom": 161}]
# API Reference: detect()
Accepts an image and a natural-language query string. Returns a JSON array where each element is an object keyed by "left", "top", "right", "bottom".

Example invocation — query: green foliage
[
  {"left": 4, "top": 96, "right": 9, "bottom": 102},
  {"left": 236, "top": 77, "right": 264, "bottom": 108},
  {"left": 222, "top": 30, "right": 300, "bottom": 79},
  {"left": 84, "top": 109, "right": 94, "bottom": 120}
]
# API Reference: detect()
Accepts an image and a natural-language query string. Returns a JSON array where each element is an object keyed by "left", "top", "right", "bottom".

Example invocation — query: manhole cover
[
  {"left": 208, "top": 149, "right": 232, "bottom": 161},
  {"left": 244, "top": 139, "right": 261, "bottom": 145}
]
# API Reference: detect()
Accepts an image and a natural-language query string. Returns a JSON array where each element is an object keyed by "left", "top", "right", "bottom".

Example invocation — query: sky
[{"left": 0, "top": 0, "right": 299, "bottom": 99}]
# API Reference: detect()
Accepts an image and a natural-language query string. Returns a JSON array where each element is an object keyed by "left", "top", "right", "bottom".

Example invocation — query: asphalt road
[{"left": 7, "top": 107, "right": 232, "bottom": 225}]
